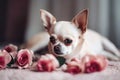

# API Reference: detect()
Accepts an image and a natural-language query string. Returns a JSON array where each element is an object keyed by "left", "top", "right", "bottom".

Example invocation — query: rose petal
[
  {"left": 95, "top": 55, "right": 108, "bottom": 70},
  {"left": 65, "top": 65, "right": 82, "bottom": 74},
  {"left": 0, "top": 50, "right": 12, "bottom": 64},
  {"left": 84, "top": 60, "right": 101, "bottom": 73},
  {"left": 18, "top": 53, "right": 29, "bottom": 67},
  {"left": 64, "top": 58, "right": 84, "bottom": 74},
  {"left": 0, "top": 56, "right": 6, "bottom": 70},
  {"left": 37, "top": 59, "right": 53, "bottom": 72},
  {"left": 3, "top": 44, "right": 18, "bottom": 53}
]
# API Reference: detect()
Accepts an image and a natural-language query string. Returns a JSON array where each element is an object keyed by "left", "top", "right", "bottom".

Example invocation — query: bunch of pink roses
[
  {"left": 63, "top": 54, "right": 108, "bottom": 74},
  {"left": 1, "top": 44, "right": 33, "bottom": 69},
  {"left": 0, "top": 44, "right": 108, "bottom": 74},
  {"left": 0, "top": 44, "right": 59, "bottom": 71}
]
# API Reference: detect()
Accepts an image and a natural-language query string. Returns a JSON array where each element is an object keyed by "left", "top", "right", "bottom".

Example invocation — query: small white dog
[{"left": 23, "top": 9, "right": 120, "bottom": 61}]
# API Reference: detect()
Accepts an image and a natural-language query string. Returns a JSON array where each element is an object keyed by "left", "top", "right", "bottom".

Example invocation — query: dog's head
[{"left": 40, "top": 9, "right": 88, "bottom": 57}]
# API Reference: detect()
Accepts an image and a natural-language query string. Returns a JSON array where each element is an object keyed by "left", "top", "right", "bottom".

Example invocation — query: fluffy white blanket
[{"left": 0, "top": 61, "right": 120, "bottom": 80}]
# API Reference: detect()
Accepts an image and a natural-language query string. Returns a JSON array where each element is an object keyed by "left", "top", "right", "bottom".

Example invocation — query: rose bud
[
  {"left": 3, "top": 44, "right": 18, "bottom": 53},
  {"left": 16, "top": 49, "right": 33, "bottom": 68},
  {"left": 64, "top": 58, "right": 84, "bottom": 74},
  {"left": 0, "top": 50, "right": 12, "bottom": 70},
  {"left": 37, "top": 54, "right": 59, "bottom": 72},
  {"left": 3, "top": 44, "right": 18, "bottom": 61},
  {"left": 82, "top": 55, "right": 108, "bottom": 73}
]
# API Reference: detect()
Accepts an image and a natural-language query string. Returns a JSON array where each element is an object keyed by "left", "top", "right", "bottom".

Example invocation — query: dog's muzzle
[{"left": 54, "top": 45, "right": 63, "bottom": 55}]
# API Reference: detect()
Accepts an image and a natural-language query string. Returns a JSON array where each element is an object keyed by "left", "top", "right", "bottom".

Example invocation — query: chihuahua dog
[{"left": 23, "top": 9, "right": 120, "bottom": 61}]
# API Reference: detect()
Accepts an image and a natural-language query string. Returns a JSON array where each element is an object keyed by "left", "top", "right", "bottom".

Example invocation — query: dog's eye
[
  {"left": 50, "top": 36, "right": 56, "bottom": 44},
  {"left": 64, "top": 38, "right": 72, "bottom": 45}
]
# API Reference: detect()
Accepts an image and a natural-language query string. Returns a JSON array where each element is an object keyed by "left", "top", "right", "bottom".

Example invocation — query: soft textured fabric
[{"left": 0, "top": 61, "right": 120, "bottom": 80}]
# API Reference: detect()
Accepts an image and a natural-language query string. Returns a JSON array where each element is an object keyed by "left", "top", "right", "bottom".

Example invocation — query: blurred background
[{"left": 0, "top": 0, "right": 120, "bottom": 48}]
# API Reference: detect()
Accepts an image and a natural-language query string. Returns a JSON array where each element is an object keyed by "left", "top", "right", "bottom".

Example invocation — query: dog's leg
[
  {"left": 30, "top": 40, "right": 48, "bottom": 51},
  {"left": 30, "top": 32, "right": 50, "bottom": 51},
  {"left": 102, "top": 37, "right": 120, "bottom": 58},
  {"left": 22, "top": 32, "right": 49, "bottom": 52},
  {"left": 101, "top": 51, "right": 119, "bottom": 61}
]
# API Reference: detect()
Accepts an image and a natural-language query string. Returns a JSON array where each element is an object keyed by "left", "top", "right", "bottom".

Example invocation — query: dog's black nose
[{"left": 54, "top": 45, "right": 62, "bottom": 55}]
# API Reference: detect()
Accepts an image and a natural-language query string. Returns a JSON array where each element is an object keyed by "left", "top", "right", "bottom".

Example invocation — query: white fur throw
[{"left": 0, "top": 61, "right": 120, "bottom": 80}]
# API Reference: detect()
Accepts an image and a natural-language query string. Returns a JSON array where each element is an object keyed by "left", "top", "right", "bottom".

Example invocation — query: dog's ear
[
  {"left": 72, "top": 9, "right": 88, "bottom": 33},
  {"left": 40, "top": 9, "right": 56, "bottom": 32}
]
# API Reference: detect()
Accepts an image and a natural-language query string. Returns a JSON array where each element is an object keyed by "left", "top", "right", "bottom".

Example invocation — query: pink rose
[
  {"left": 37, "top": 54, "right": 59, "bottom": 72},
  {"left": 16, "top": 49, "right": 33, "bottom": 68},
  {"left": 0, "top": 50, "right": 12, "bottom": 70},
  {"left": 3, "top": 44, "right": 18, "bottom": 59},
  {"left": 82, "top": 55, "right": 108, "bottom": 73},
  {"left": 64, "top": 58, "right": 84, "bottom": 74},
  {"left": 3, "top": 44, "right": 18, "bottom": 53}
]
